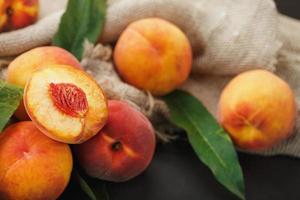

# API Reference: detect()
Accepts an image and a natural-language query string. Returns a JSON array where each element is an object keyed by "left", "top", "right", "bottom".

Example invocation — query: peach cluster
[
  {"left": 2, "top": 41, "right": 157, "bottom": 198},
  {"left": 0, "top": 10, "right": 298, "bottom": 199}
]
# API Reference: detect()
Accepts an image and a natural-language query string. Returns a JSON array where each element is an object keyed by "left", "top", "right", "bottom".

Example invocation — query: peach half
[
  {"left": 0, "top": 121, "right": 72, "bottom": 200},
  {"left": 218, "top": 70, "right": 297, "bottom": 150},
  {"left": 7, "top": 46, "right": 82, "bottom": 120},
  {"left": 75, "top": 100, "right": 156, "bottom": 182},
  {"left": 24, "top": 65, "right": 108, "bottom": 144},
  {"left": 114, "top": 18, "right": 192, "bottom": 96}
]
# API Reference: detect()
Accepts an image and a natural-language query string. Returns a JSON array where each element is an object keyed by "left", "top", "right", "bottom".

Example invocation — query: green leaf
[
  {"left": 163, "top": 90, "right": 245, "bottom": 200},
  {"left": 75, "top": 171, "right": 109, "bottom": 200},
  {"left": 0, "top": 80, "right": 23, "bottom": 132},
  {"left": 52, "top": 0, "right": 106, "bottom": 60}
]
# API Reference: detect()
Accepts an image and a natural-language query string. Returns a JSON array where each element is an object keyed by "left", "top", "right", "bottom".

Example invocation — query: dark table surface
[{"left": 80, "top": 1, "right": 300, "bottom": 200}]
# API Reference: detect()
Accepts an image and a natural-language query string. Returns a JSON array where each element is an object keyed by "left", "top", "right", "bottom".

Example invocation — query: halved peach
[
  {"left": 24, "top": 65, "right": 108, "bottom": 144},
  {"left": 7, "top": 46, "right": 82, "bottom": 121}
]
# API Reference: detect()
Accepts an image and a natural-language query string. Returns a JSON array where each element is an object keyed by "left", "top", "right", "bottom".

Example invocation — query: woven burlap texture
[{"left": 1, "top": 0, "right": 300, "bottom": 157}]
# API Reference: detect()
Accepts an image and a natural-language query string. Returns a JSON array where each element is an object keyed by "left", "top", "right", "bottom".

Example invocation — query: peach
[
  {"left": 218, "top": 70, "right": 297, "bottom": 150},
  {"left": 114, "top": 18, "right": 192, "bottom": 96},
  {"left": 75, "top": 100, "right": 156, "bottom": 182},
  {"left": 0, "top": 121, "right": 72, "bottom": 200},
  {"left": 0, "top": 0, "right": 38, "bottom": 32},
  {"left": 7, "top": 46, "right": 82, "bottom": 120},
  {"left": 0, "top": 0, "right": 10, "bottom": 31},
  {"left": 24, "top": 65, "right": 108, "bottom": 144}
]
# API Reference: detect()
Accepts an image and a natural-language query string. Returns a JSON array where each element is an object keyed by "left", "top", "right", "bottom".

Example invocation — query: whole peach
[
  {"left": 0, "top": 0, "right": 38, "bottom": 32},
  {"left": 75, "top": 100, "right": 156, "bottom": 182},
  {"left": 7, "top": 46, "right": 82, "bottom": 120},
  {"left": 218, "top": 70, "right": 297, "bottom": 150},
  {"left": 114, "top": 18, "right": 192, "bottom": 96},
  {"left": 0, "top": 121, "right": 73, "bottom": 200}
]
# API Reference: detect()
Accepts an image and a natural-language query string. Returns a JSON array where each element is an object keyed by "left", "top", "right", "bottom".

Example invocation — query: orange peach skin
[
  {"left": 114, "top": 18, "right": 192, "bottom": 96},
  {"left": 75, "top": 100, "right": 156, "bottom": 182},
  {"left": 0, "top": 0, "right": 38, "bottom": 32},
  {"left": 218, "top": 70, "right": 297, "bottom": 150},
  {"left": 7, "top": 46, "right": 82, "bottom": 120},
  {"left": 0, "top": 121, "right": 73, "bottom": 200}
]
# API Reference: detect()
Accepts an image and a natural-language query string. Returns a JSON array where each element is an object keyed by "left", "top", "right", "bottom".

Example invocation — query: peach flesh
[
  {"left": 114, "top": 18, "right": 192, "bottom": 96},
  {"left": 218, "top": 70, "right": 297, "bottom": 150},
  {"left": 75, "top": 100, "right": 156, "bottom": 182},
  {"left": 49, "top": 83, "right": 88, "bottom": 118},
  {"left": 0, "top": 121, "right": 73, "bottom": 200}
]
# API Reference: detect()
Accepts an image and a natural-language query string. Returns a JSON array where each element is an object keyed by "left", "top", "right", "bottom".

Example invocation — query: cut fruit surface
[
  {"left": 7, "top": 46, "right": 82, "bottom": 121},
  {"left": 24, "top": 65, "right": 108, "bottom": 144}
]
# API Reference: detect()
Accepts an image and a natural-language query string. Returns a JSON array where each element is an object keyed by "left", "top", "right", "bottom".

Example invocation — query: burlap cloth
[{"left": 1, "top": 0, "right": 300, "bottom": 157}]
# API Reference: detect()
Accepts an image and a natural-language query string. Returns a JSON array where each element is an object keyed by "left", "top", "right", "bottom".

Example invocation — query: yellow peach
[
  {"left": 218, "top": 70, "right": 297, "bottom": 150},
  {"left": 114, "top": 18, "right": 192, "bottom": 96},
  {"left": 0, "top": 121, "right": 72, "bottom": 200}
]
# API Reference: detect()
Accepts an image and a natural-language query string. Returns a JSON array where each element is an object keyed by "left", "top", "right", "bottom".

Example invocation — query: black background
[{"left": 64, "top": 1, "right": 300, "bottom": 200}]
